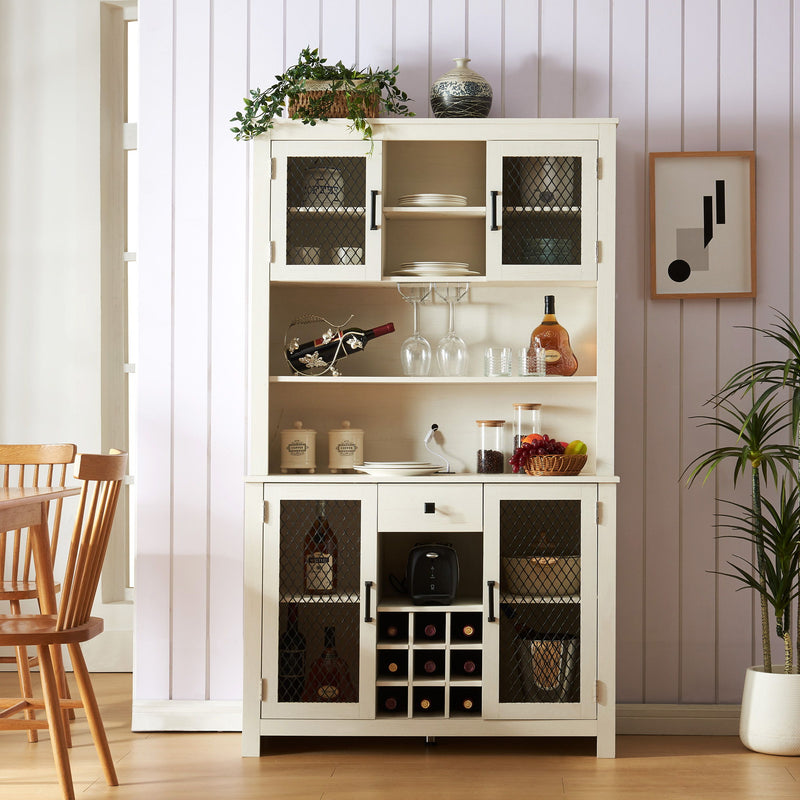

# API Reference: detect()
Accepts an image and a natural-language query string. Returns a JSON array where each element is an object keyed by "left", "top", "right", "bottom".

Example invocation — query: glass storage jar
[
  {"left": 476, "top": 420, "right": 505, "bottom": 474},
  {"left": 513, "top": 403, "right": 542, "bottom": 451}
]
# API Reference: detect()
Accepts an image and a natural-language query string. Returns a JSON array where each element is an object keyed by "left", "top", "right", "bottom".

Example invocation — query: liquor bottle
[
  {"left": 286, "top": 322, "right": 396, "bottom": 372},
  {"left": 304, "top": 500, "right": 337, "bottom": 594},
  {"left": 302, "top": 626, "right": 356, "bottom": 702},
  {"left": 277, "top": 602, "right": 306, "bottom": 702},
  {"left": 528, "top": 295, "right": 578, "bottom": 376}
]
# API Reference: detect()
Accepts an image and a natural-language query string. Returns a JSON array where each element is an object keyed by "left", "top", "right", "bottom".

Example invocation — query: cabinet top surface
[{"left": 246, "top": 474, "right": 620, "bottom": 484}]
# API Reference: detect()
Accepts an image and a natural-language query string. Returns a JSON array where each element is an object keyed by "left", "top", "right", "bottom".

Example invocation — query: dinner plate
[
  {"left": 363, "top": 461, "right": 438, "bottom": 466},
  {"left": 392, "top": 267, "right": 480, "bottom": 277},
  {"left": 354, "top": 466, "right": 443, "bottom": 476},
  {"left": 398, "top": 193, "right": 467, "bottom": 207}
]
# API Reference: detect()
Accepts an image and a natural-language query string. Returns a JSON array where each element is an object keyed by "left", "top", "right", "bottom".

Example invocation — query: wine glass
[
  {"left": 397, "top": 283, "right": 433, "bottom": 376},
  {"left": 434, "top": 283, "right": 469, "bottom": 376}
]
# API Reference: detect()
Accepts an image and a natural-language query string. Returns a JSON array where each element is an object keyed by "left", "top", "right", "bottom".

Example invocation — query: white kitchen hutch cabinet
[{"left": 243, "top": 118, "right": 618, "bottom": 757}]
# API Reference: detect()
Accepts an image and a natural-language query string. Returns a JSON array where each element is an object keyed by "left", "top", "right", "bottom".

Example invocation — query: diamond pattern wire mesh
[
  {"left": 498, "top": 499, "right": 581, "bottom": 704},
  {"left": 278, "top": 499, "right": 361, "bottom": 702},
  {"left": 286, "top": 156, "right": 367, "bottom": 265},
  {"left": 502, "top": 156, "right": 582, "bottom": 266}
]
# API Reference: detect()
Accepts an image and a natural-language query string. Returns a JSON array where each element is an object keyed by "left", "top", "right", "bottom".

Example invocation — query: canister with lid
[
  {"left": 513, "top": 403, "right": 542, "bottom": 451},
  {"left": 328, "top": 420, "right": 364, "bottom": 473},
  {"left": 476, "top": 420, "right": 505, "bottom": 474},
  {"left": 280, "top": 420, "right": 316, "bottom": 473}
]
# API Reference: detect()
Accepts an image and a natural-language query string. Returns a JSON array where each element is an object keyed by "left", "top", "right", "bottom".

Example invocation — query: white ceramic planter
[{"left": 739, "top": 666, "right": 800, "bottom": 756}]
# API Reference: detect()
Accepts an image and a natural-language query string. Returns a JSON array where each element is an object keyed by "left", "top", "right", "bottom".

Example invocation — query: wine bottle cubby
[{"left": 244, "top": 117, "right": 618, "bottom": 758}]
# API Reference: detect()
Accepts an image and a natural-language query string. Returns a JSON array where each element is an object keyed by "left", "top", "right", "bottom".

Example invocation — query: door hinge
[
  {"left": 270, "top": 157, "right": 277, "bottom": 180},
  {"left": 597, "top": 157, "right": 603, "bottom": 180},
  {"left": 596, "top": 501, "right": 602, "bottom": 525},
  {"left": 595, "top": 679, "right": 601, "bottom": 703},
  {"left": 261, "top": 678, "right": 268, "bottom": 702},
  {"left": 269, "top": 241, "right": 276, "bottom": 264},
  {"left": 263, "top": 501, "right": 269, "bottom": 524},
  {"left": 596, "top": 241, "right": 602, "bottom": 263}
]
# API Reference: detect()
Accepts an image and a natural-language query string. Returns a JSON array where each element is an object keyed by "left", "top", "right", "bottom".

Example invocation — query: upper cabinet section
[{"left": 260, "top": 119, "right": 615, "bottom": 285}]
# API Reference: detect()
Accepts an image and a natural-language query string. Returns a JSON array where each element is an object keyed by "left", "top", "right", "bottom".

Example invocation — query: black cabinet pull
[
  {"left": 487, "top": 580, "right": 496, "bottom": 622},
  {"left": 424, "top": 502, "right": 435, "bottom": 514},
  {"left": 364, "top": 580, "right": 374, "bottom": 622},
  {"left": 370, "top": 190, "right": 378, "bottom": 230},
  {"left": 490, "top": 190, "right": 499, "bottom": 231}
]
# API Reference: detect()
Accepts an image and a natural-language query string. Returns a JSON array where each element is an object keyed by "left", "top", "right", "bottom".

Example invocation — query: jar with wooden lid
[
  {"left": 513, "top": 403, "right": 542, "bottom": 451},
  {"left": 476, "top": 420, "right": 505, "bottom": 474}
]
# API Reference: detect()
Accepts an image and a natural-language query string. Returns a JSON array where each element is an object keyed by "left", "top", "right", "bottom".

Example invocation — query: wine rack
[{"left": 375, "top": 607, "right": 484, "bottom": 719}]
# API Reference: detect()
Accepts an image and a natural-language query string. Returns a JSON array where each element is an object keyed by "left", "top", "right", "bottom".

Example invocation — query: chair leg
[
  {"left": 38, "top": 644, "right": 75, "bottom": 800},
  {"left": 50, "top": 645, "right": 73, "bottom": 746},
  {"left": 15, "top": 644, "right": 39, "bottom": 743},
  {"left": 68, "top": 643, "right": 118, "bottom": 787}
]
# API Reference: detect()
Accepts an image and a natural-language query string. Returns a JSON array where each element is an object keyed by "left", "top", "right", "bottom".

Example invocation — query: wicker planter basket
[
  {"left": 289, "top": 81, "right": 380, "bottom": 118},
  {"left": 524, "top": 453, "right": 587, "bottom": 476}
]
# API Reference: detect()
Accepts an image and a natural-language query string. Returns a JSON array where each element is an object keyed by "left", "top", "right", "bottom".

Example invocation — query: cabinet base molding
[
  {"left": 132, "top": 699, "right": 243, "bottom": 732},
  {"left": 617, "top": 704, "right": 740, "bottom": 736}
]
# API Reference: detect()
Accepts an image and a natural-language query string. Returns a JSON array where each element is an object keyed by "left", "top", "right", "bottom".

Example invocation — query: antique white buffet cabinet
[{"left": 243, "top": 118, "right": 618, "bottom": 757}]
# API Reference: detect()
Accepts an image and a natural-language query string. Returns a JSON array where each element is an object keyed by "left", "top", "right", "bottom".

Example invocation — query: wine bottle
[
  {"left": 277, "top": 602, "right": 306, "bottom": 702},
  {"left": 529, "top": 295, "right": 578, "bottom": 376},
  {"left": 302, "top": 626, "right": 356, "bottom": 702},
  {"left": 304, "top": 500, "right": 337, "bottom": 594},
  {"left": 286, "top": 322, "right": 396, "bottom": 372}
]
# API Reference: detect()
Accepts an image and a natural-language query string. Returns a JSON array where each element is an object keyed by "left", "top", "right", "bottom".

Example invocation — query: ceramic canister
[
  {"left": 430, "top": 57, "right": 493, "bottom": 118},
  {"left": 280, "top": 420, "right": 316, "bottom": 472},
  {"left": 328, "top": 420, "right": 364, "bottom": 472}
]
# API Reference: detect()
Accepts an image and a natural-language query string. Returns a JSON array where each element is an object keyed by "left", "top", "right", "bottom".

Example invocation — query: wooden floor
[{"left": 0, "top": 672, "right": 798, "bottom": 799}]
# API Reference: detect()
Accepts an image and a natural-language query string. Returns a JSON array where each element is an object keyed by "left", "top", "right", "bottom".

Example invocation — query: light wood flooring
[{"left": 0, "top": 672, "right": 798, "bottom": 799}]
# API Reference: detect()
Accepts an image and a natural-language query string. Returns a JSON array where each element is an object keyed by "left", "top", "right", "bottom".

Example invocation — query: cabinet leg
[{"left": 425, "top": 736, "right": 437, "bottom": 746}]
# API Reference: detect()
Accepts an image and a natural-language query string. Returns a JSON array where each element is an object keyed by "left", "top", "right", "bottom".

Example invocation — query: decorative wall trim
[
  {"left": 617, "top": 704, "right": 740, "bottom": 736},
  {"left": 132, "top": 700, "right": 243, "bottom": 732}
]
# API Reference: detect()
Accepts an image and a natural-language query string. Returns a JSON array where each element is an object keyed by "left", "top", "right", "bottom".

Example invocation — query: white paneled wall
[{"left": 136, "top": 0, "right": 798, "bottom": 727}]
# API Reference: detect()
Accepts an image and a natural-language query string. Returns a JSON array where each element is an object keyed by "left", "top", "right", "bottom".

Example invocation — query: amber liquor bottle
[
  {"left": 529, "top": 295, "right": 578, "bottom": 376},
  {"left": 304, "top": 500, "right": 337, "bottom": 594},
  {"left": 301, "top": 626, "right": 356, "bottom": 702}
]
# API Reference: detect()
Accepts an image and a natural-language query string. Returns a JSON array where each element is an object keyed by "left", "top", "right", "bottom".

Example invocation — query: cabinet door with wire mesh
[
  {"left": 270, "top": 140, "right": 383, "bottom": 282},
  {"left": 262, "top": 484, "right": 377, "bottom": 719},
  {"left": 483, "top": 484, "right": 598, "bottom": 720},
  {"left": 486, "top": 140, "right": 598, "bottom": 282}
]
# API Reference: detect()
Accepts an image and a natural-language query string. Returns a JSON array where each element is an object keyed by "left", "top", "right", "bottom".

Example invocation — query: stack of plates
[
  {"left": 398, "top": 193, "right": 467, "bottom": 207},
  {"left": 392, "top": 261, "right": 479, "bottom": 277},
  {"left": 354, "top": 461, "right": 443, "bottom": 476}
]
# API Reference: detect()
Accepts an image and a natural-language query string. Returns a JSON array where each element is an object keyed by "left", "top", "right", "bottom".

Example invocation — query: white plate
[
  {"left": 364, "top": 461, "right": 437, "bottom": 466},
  {"left": 354, "top": 466, "right": 443, "bottom": 476},
  {"left": 400, "top": 262, "right": 470, "bottom": 269},
  {"left": 392, "top": 268, "right": 480, "bottom": 276}
]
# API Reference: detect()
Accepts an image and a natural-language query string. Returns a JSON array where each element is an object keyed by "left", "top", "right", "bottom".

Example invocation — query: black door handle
[
  {"left": 370, "top": 190, "right": 378, "bottom": 230},
  {"left": 487, "top": 580, "right": 496, "bottom": 622},
  {"left": 364, "top": 580, "right": 374, "bottom": 622},
  {"left": 490, "top": 190, "right": 499, "bottom": 231}
]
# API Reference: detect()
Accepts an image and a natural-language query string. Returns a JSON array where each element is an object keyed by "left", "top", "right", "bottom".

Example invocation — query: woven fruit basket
[
  {"left": 289, "top": 81, "right": 380, "bottom": 118},
  {"left": 524, "top": 453, "right": 587, "bottom": 477}
]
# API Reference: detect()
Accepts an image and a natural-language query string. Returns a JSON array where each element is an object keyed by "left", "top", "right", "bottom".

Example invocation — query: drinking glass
[
  {"left": 397, "top": 284, "right": 433, "bottom": 376},
  {"left": 434, "top": 283, "right": 469, "bottom": 376}
]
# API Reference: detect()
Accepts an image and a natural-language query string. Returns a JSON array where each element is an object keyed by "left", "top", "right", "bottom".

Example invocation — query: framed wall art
[{"left": 649, "top": 151, "right": 756, "bottom": 299}]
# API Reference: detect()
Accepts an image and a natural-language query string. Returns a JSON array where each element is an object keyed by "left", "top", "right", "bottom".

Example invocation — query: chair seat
[
  {"left": 0, "top": 614, "right": 103, "bottom": 646},
  {"left": 0, "top": 580, "right": 62, "bottom": 601}
]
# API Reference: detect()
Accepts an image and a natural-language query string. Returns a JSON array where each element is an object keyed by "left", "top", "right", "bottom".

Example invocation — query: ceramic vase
[
  {"left": 739, "top": 666, "right": 800, "bottom": 755},
  {"left": 430, "top": 58, "right": 492, "bottom": 118}
]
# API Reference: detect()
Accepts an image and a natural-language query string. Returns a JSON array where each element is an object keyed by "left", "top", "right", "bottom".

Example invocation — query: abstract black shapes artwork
[{"left": 649, "top": 151, "right": 756, "bottom": 299}]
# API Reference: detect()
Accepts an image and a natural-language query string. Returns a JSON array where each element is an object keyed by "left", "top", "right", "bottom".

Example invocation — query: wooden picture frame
[{"left": 649, "top": 151, "right": 756, "bottom": 299}]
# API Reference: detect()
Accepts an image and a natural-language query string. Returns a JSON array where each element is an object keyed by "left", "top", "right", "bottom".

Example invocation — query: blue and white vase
[{"left": 430, "top": 58, "right": 492, "bottom": 118}]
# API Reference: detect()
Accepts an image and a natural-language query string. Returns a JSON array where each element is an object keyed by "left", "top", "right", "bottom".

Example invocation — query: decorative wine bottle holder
[{"left": 284, "top": 313, "right": 358, "bottom": 376}]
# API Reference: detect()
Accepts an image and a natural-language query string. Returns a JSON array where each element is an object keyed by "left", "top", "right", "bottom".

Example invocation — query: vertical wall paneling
[
  {"left": 171, "top": 0, "right": 212, "bottom": 701},
  {"left": 207, "top": 0, "right": 250, "bottom": 701},
  {"left": 574, "top": 0, "right": 611, "bottom": 119},
  {"left": 611, "top": 0, "right": 648, "bottom": 704},
  {"left": 679, "top": 0, "right": 720, "bottom": 703},
  {"left": 538, "top": 0, "right": 574, "bottom": 117},
  {"left": 394, "top": 0, "right": 431, "bottom": 117},
  {"left": 321, "top": 0, "right": 358, "bottom": 65},
  {"left": 643, "top": 0, "right": 683, "bottom": 703},
  {"left": 716, "top": 0, "right": 756, "bottom": 703},
  {"left": 430, "top": 0, "right": 467, "bottom": 90},
  {"left": 466, "top": 0, "right": 503, "bottom": 118},
  {"left": 285, "top": 0, "right": 321, "bottom": 67},
  {"left": 136, "top": 0, "right": 175, "bottom": 701},
  {"left": 357, "top": 0, "right": 393, "bottom": 72},
  {"left": 502, "top": 0, "right": 539, "bottom": 118}
]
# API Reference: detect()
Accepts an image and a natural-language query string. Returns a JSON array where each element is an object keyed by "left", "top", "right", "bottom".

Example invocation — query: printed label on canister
[
  {"left": 335, "top": 439, "right": 358, "bottom": 456},
  {"left": 286, "top": 439, "right": 308, "bottom": 456}
]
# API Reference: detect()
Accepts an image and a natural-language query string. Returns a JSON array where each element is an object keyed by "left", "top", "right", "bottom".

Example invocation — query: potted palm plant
[
  {"left": 686, "top": 310, "right": 800, "bottom": 755},
  {"left": 230, "top": 47, "right": 414, "bottom": 146}
]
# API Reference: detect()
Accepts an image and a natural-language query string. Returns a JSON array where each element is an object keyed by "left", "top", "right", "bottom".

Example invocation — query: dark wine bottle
[
  {"left": 287, "top": 322, "right": 395, "bottom": 372},
  {"left": 277, "top": 602, "right": 306, "bottom": 702},
  {"left": 301, "top": 626, "right": 356, "bottom": 702},
  {"left": 304, "top": 500, "right": 337, "bottom": 594}
]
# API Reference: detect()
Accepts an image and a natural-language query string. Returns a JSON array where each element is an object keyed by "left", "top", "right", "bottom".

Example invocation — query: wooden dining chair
[
  {"left": 0, "top": 450, "right": 127, "bottom": 800},
  {"left": 0, "top": 443, "right": 77, "bottom": 742}
]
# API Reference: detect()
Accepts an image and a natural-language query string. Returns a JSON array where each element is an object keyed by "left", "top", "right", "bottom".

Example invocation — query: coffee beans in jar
[{"left": 476, "top": 420, "right": 505, "bottom": 474}]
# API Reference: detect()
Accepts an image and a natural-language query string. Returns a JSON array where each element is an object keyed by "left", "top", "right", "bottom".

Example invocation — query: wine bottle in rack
[
  {"left": 529, "top": 295, "right": 578, "bottom": 376},
  {"left": 450, "top": 688, "right": 482, "bottom": 715},
  {"left": 378, "top": 650, "right": 407, "bottom": 678},
  {"left": 451, "top": 651, "right": 482, "bottom": 677},
  {"left": 304, "top": 500, "right": 337, "bottom": 594},
  {"left": 379, "top": 612, "right": 408, "bottom": 643},
  {"left": 286, "top": 322, "right": 396, "bottom": 372},
  {"left": 414, "top": 650, "right": 445, "bottom": 677},
  {"left": 452, "top": 614, "right": 482, "bottom": 642},
  {"left": 302, "top": 626, "right": 356, "bottom": 702},
  {"left": 414, "top": 613, "right": 445, "bottom": 642},
  {"left": 414, "top": 687, "right": 444, "bottom": 714},
  {"left": 277, "top": 602, "right": 306, "bottom": 702},
  {"left": 377, "top": 687, "right": 408, "bottom": 715}
]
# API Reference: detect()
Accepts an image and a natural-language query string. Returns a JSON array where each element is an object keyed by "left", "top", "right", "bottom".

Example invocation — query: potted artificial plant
[
  {"left": 230, "top": 47, "right": 414, "bottom": 145},
  {"left": 686, "top": 309, "right": 800, "bottom": 756}
]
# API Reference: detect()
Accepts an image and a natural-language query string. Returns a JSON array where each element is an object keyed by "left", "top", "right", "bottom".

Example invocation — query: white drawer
[{"left": 377, "top": 484, "right": 483, "bottom": 532}]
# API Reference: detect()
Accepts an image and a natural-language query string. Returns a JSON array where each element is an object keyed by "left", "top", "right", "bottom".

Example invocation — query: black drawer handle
[
  {"left": 364, "top": 580, "right": 374, "bottom": 622},
  {"left": 487, "top": 580, "right": 496, "bottom": 622},
  {"left": 490, "top": 190, "right": 499, "bottom": 231},
  {"left": 424, "top": 502, "right": 435, "bottom": 514}
]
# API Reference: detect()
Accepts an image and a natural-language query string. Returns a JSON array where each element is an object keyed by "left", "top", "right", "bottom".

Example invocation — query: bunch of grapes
[{"left": 509, "top": 434, "right": 566, "bottom": 473}]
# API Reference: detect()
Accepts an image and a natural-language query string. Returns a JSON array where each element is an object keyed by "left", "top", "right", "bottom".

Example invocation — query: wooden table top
[{"left": 0, "top": 486, "right": 80, "bottom": 508}]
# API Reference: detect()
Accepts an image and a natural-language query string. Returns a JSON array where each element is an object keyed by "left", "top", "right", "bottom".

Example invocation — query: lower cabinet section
[{"left": 243, "top": 479, "right": 616, "bottom": 757}]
